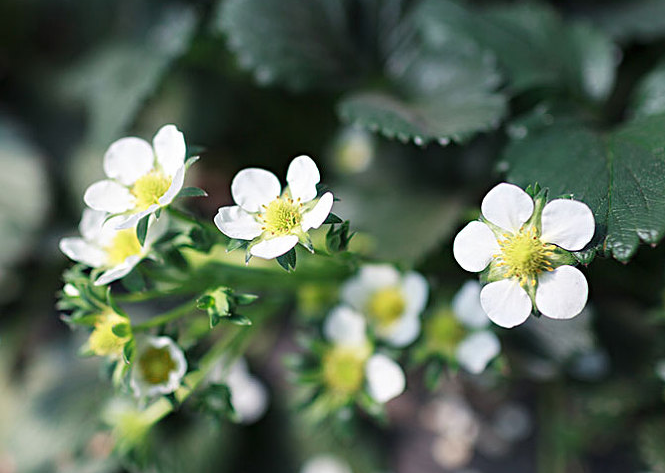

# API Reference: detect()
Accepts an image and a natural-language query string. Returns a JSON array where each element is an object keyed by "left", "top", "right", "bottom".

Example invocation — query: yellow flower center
[
  {"left": 104, "top": 229, "right": 142, "bottom": 266},
  {"left": 131, "top": 170, "right": 172, "bottom": 211},
  {"left": 259, "top": 197, "right": 303, "bottom": 236},
  {"left": 495, "top": 226, "right": 556, "bottom": 287},
  {"left": 138, "top": 346, "right": 176, "bottom": 385},
  {"left": 89, "top": 311, "right": 131, "bottom": 357},
  {"left": 424, "top": 309, "right": 466, "bottom": 358},
  {"left": 366, "top": 287, "right": 406, "bottom": 329},
  {"left": 322, "top": 346, "right": 369, "bottom": 395}
]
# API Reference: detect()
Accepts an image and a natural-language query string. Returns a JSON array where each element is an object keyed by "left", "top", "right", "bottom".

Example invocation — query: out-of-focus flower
[
  {"left": 453, "top": 183, "right": 595, "bottom": 328},
  {"left": 214, "top": 155, "right": 334, "bottom": 260},
  {"left": 209, "top": 358, "right": 269, "bottom": 424},
  {"left": 130, "top": 336, "right": 187, "bottom": 397},
  {"left": 301, "top": 454, "right": 352, "bottom": 473},
  {"left": 341, "top": 264, "right": 428, "bottom": 347},
  {"left": 102, "top": 398, "right": 165, "bottom": 454},
  {"left": 83, "top": 124, "right": 190, "bottom": 228},
  {"left": 656, "top": 360, "right": 665, "bottom": 382},
  {"left": 321, "top": 306, "right": 406, "bottom": 404},
  {"left": 86, "top": 310, "right": 131, "bottom": 358},
  {"left": 59, "top": 209, "right": 167, "bottom": 286},
  {"left": 332, "top": 127, "right": 374, "bottom": 174}
]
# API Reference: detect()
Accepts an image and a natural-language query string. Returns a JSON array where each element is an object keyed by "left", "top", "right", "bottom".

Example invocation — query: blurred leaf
[
  {"left": 639, "top": 418, "right": 665, "bottom": 473},
  {"left": 418, "top": 1, "right": 617, "bottom": 100},
  {"left": 585, "top": 0, "right": 665, "bottom": 43},
  {"left": 505, "top": 113, "right": 665, "bottom": 262},
  {"left": 61, "top": 5, "right": 197, "bottom": 143},
  {"left": 177, "top": 186, "right": 208, "bottom": 198},
  {"left": 217, "top": 0, "right": 361, "bottom": 90},
  {"left": 629, "top": 59, "right": 665, "bottom": 118}
]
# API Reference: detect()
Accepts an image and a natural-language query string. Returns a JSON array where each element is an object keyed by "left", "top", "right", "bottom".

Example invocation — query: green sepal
[
  {"left": 176, "top": 186, "right": 208, "bottom": 199},
  {"left": 136, "top": 214, "right": 150, "bottom": 247},
  {"left": 326, "top": 221, "right": 354, "bottom": 253},
  {"left": 112, "top": 323, "right": 131, "bottom": 338},
  {"left": 323, "top": 213, "right": 343, "bottom": 225},
  {"left": 227, "top": 238, "right": 248, "bottom": 253},
  {"left": 122, "top": 339, "right": 136, "bottom": 365},
  {"left": 276, "top": 248, "right": 297, "bottom": 271},
  {"left": 227, "top": 313, "right": 252, "bottom": 326}
]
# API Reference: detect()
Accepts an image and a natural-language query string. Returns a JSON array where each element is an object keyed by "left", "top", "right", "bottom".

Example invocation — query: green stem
[
  {"left": 115, "top": 287, "right": 197, "bottom": 303},
  {"left": 167, "top": 206, "right": 220, "bottom": 234},
  {"left": 132, "top": 299, "right": 198, "bottom": 331}
]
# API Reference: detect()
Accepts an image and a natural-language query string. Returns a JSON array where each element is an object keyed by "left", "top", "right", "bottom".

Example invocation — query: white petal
[
  {"left": 113, "top": 208, "right": 154, "bottom": 230},
  {"left": 481, "top": 182, "right": 534, "bottom": 232},
  {"left": 301, "top": 192, "right": 333, "bottom": 231},
  {"left": 59, "top": 237, "right": 105, "bottom": 267},
  {"left": 382, "top": 315, "right": 421, "bottom": 347},
  {"left": 250, "top": 235, "right": 298, "bottom": 259},
  {"left": 214, "top": 206, "right": 263, "bottom": 240},
  {"left": 365, "top": 354, "right": 406, "bottom": 403},
  {"left": 94, "top": 257, "right": 140, "bottom": 286},
  {"left": 103, "top": 137, "right": 154, "bottom": 185},
  {"left": 453, "top": 221, "right": 499, "bottom": 272},
  {"left": 286, "top": 155, "right": 320, "bottom": 203},
  {"left": 323, "top": 306, "right": 367, "bottom": 346},
  {"left": 535, "top": 265, "right": 588, "bottom": 320},
  {"left": 84, "top": 180, "right": 135, "bottom": 214},
  {"left": 401, "top": 271, "right": 429, "bottom": 316},
  {"left": 480, "top": 279, "right": 532, "bottom": 328},
  {"left": 540, "top": 199, "right": 595, "bottom": 251},
  {"left": 231, "top": 168, "right": 281, "bottom": 213},
  {"left": 78, "top": 209, "right": 107, "bottom": 242},
  {"left": 452, "top": 280, "right": 489, "bottom": 329},
  {"left": 153, "top": 124, "right": 186, "bottom": 177},
  {"left": 158, "top": 165, "right": 185, "bottom": 206},
  {"left": 301, "top": 455, "right": 352, "bottom": 473},
  {"left": 456, "top": 331, "right": 501, "bottom": 374},
  {"left": 229, "top": 374, "right": 269, "bottom": 424},
  {"left": 341, "top": 264, "right": 400, "bottom": 310}
]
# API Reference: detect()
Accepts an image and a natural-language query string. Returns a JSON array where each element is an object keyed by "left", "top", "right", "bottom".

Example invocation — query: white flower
[
  {"left": 452, "top": 281, "right": 501, "bottom": 374},
  {"left": 59, "top": 209, "right": 167, "bottom": 286},
  {"left": 225, "top": 359, "right": 269, "bottom": 424},
  {"left": 341, "top": 264, "right": 428, "bottom": 347},
  {"left": 453, "top": 183, "right": 595, "bottom": 328},
  {"left": 656, "top": 360, "right": 665, "bottom": 382},
  {"left": 83, "top": 124, "right": 190, "bottom": 229},
  {"left": 301, "top": 455, "right": 352, "bottom": 473},
  {"left": 214, "top": 155, "right": 334, "bottom": 260},
  {"left": 130, "top": 336, "right": 187, "bottom": 397},
  {"left": 322, "top": 306, "right": 406, "bottom": 404}
]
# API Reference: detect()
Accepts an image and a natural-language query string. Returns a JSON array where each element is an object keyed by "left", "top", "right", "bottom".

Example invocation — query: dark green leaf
[
  {"left": 226, "top": 314, "right": 252, "bottom": 326},
  {"left": 177, "top": 186, "right": 208, "bottom": 198},
  {"left": 584, "top": 0, "right": 665, "bottom": 43},
  {"left": 638, "top": 418, "right": 665, "bottom": 473},
  {"left": 136, "top": 214, "right": 150, "bottom": 247},
  {"left": 189, "top": 226, "right": 215, "bottom": 252},
  {"left": 505, "top": 114, "right": 665, "bottom": 261},
  {"left": 325, "top": 221, "right": 354, "bottom": 253},
  {"left": 122, "top": 340, "right": 136, "bottom": 364},
  {"left": 323, "top": 213, "right": 343, "bottom": 225},
  {"left": 121, "top": 267, "right": 145, "bottom": 293},
  {"left": 276, "top": 248, "right": 297, "bottom": 271},
  {"left": 629, "top": 59, "right": 665, "bottom": 119}
]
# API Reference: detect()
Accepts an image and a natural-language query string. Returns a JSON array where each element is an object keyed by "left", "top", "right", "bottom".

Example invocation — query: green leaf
[
  {"left": 504, "top": 113, "right": 665, "bottom": 262},
  {"left": 196, "top": 295, "right": 215, "bottom": 310},
  {"left": 638, "top": 418, "right": 665, "bottom": 473},
  {"left": 276, "top": 248, "right": 297, "bottom": 271},
  {"left": 234, "top": 293, "right": 259, "bottom": 305},
  {"left": 584, "top": 0, "right": 665, "bottom": 43},
  {"left": 136, "top": 214, "right": 150, "bottom": 247},
  {"left": 629, "top": 59, "right": 665, "bottom": 119},
  {"left": 121, "top": 267, "right": 146, "bottom": 293},
  {"left": 226, "top": 238, "right": 248, "bottom": 253},
  {"left": 177, "top": 186, "right": 208, "bottom": 198},
  {"left": 226, "top": 314, "right": 252, "bottom": 326},
  {"left": 122, "top": 339, "right": 136, "bottom": 364},
  {"left": 217, "top": 0, "right": 362, "bottom": 91},
  {"left": 418, "top": 1, "right": 617, "bottom": 100},
  {"left": 326, "top": 221, "right": 354, "bottom": 253},
  {"left": 189, "top": 226, "right": 216, "bottom": 252}
]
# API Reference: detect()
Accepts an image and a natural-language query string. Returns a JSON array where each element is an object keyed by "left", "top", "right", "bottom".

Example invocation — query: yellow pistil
[
  {"left": 258, "top": 197, "right": 303, "bottom": 236},
  {"left": 138, "top": 346, "right": 176, "bottom": 385},
  {"left": 424, "top": 309, "right": 466, "bottom": 358},
  {"left": 366, "top": 287, "right": 406, "bottom": 329},
  {"left": 89, "top": 311, "right": 131, "bottom": 357},
  {"left": 104, "top": 229, "right": 142, "bottom": 266},
  {"left": 131, "top": 170, "right": 172, "bottom": 211},
  {"left": 322, "top": 345, "right": 369, "bottom": 395},
  {"left": 494, "top": 226, "right": 556, "bottom": 287}
]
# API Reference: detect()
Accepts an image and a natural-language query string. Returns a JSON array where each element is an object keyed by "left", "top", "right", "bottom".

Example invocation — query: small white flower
[
  {"left": 225, "top": 359, "right": 269, "bottom": 424},
  {"left": 214, "top": 155, "right": 334, "bottom": 260},
  {"left": 83, "top": 125, "right": 190, "bottom": 229},
  {"left": 656, "top": 360, "right": 665, "bottom": 382},
  {"left": 452, "top": 281, "right": 501, "bottom": 374},
  {"left": 453, "top": 183, "right": 595, "bottom": 328},
  {"left": 130, "top": 336, "right": 187, "bottom": 398},
  {"left": 322, "top": 306, "right": 406, "bottom": 404},
  {"left": 301, "top": 455, "right": 352, "bottom": 473},
  {"left": 341, "top": 264, "right": 428, "bottom": 347},
  {"left": 59, "top": 209, "right": 167, "bottom": 286}
]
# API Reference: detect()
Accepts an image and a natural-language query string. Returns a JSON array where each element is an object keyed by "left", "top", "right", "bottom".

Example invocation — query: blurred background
[{"left": 3, "top": 0, "right": 665, "bottom": 472}]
